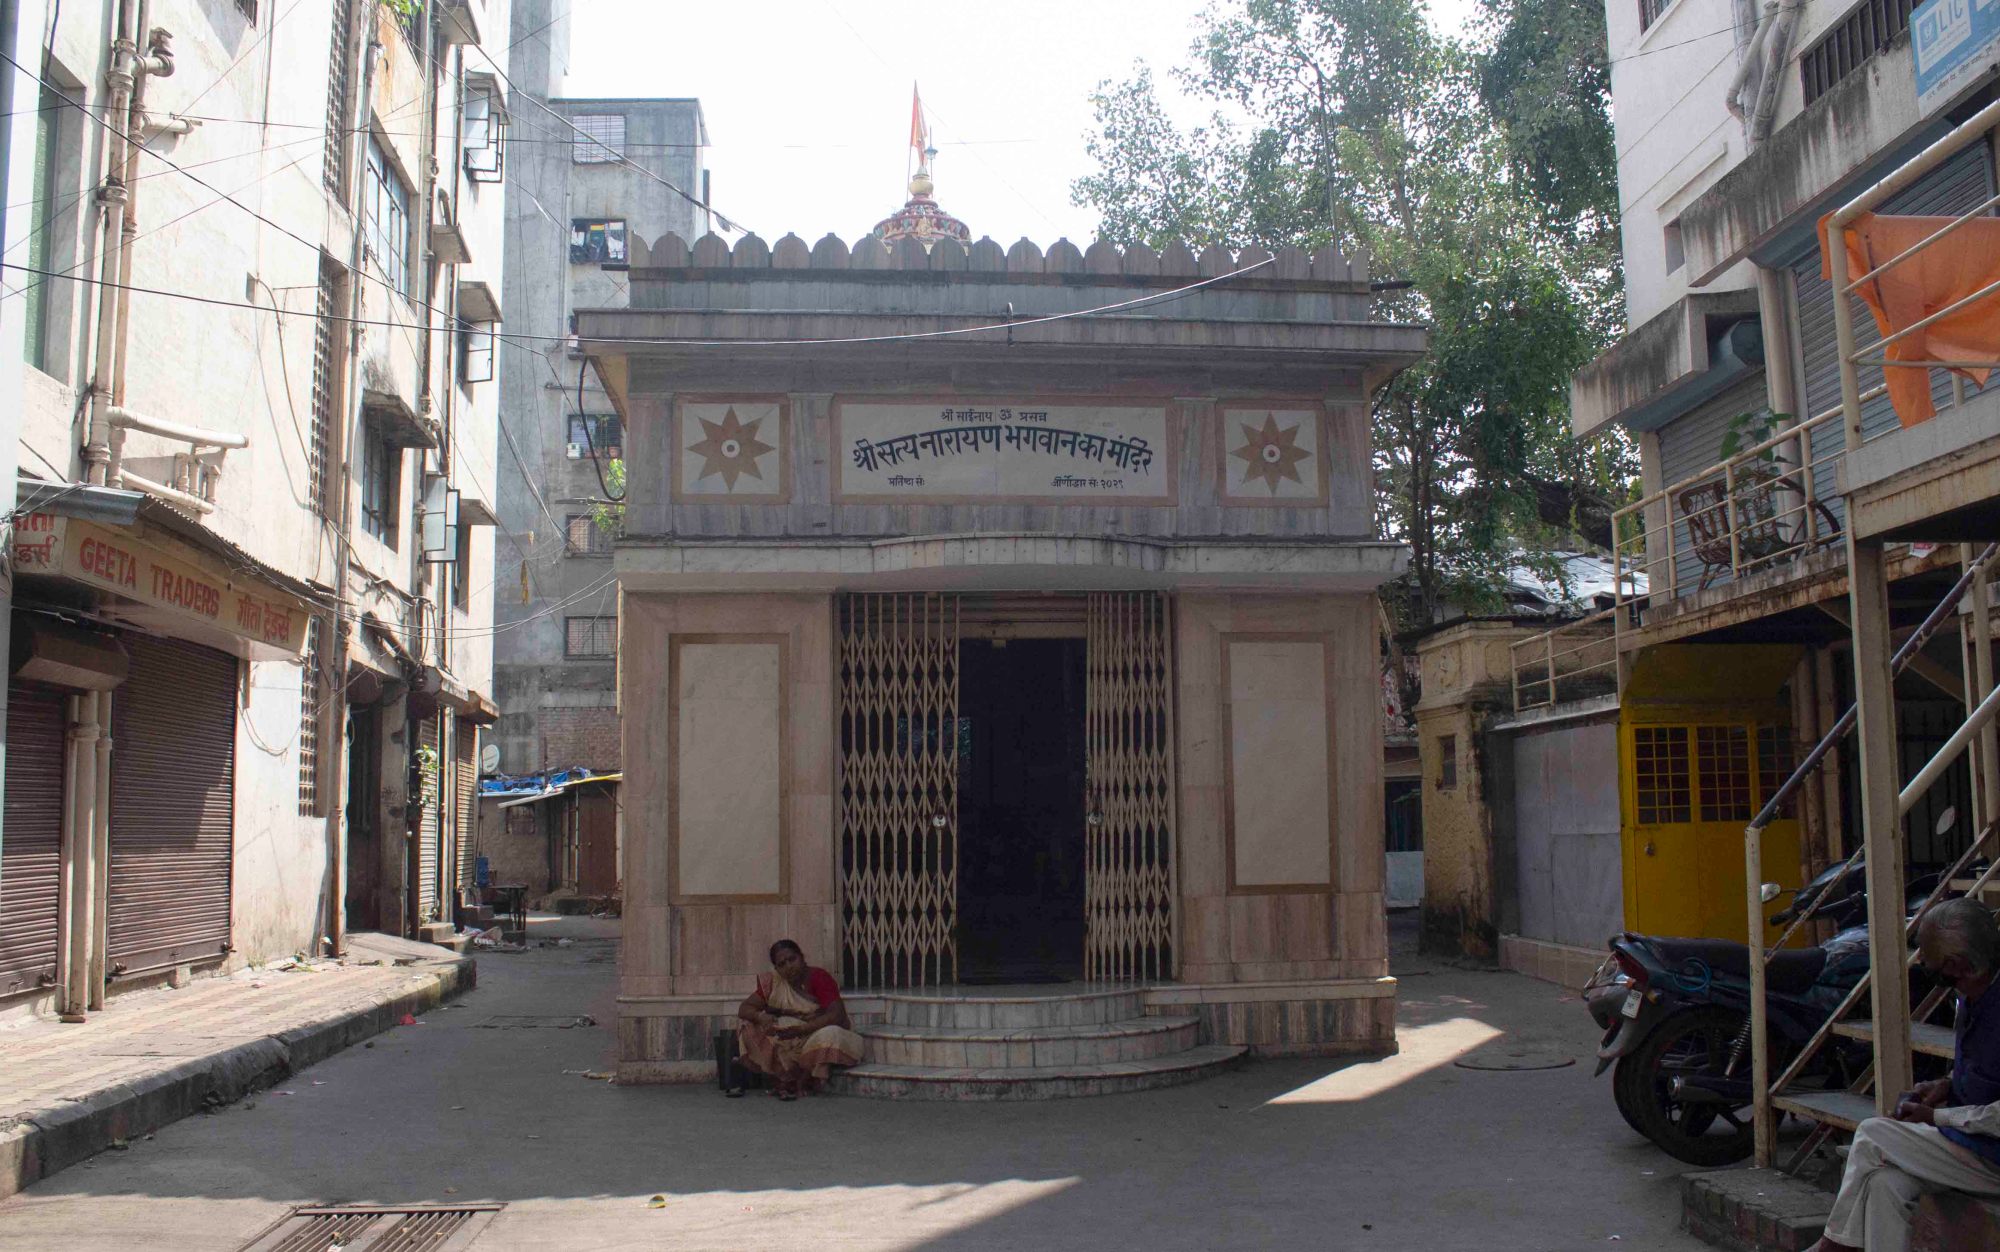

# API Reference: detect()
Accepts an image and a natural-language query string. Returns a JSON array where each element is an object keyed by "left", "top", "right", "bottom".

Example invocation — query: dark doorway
[
  {"left": 956, "top": 637, "right": 1088, "bottom": 982},
  {"left": 344, "top": 707, "right": 382, "bottom": 934}
]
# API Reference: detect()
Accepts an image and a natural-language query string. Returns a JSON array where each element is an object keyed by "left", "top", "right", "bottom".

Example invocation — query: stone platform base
[
  {"left": 1498, "top": 935, "right": 1604, "bottom": 992},
  {"left": 615, "top": 976, "right": 1396, "bottom": 1093},
  {"left": 1682, "top": 1165, "right": 2000, "bottom": 1252}
]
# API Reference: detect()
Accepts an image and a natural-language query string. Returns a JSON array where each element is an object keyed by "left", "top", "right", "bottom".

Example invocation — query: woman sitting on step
[{"left": 736, "top": 939, "right": 865, "bottom": 1099}]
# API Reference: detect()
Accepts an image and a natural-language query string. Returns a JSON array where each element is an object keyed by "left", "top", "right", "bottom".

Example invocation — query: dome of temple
[{"left": 873, "top": 153, "right": 969, "bottom": 246}]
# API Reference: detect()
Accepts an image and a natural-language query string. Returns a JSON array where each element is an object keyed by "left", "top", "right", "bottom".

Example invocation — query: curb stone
[{"left": 0, "top": 957, "right": 473, "bottom": 1201}]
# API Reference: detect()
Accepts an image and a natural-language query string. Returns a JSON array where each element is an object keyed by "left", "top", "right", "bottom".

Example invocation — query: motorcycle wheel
[{"left": 1624, "top": 1005, "right": 1756, "bottom": 1167}]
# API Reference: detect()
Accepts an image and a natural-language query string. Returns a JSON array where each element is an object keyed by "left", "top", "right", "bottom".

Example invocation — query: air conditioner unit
[{"left": 566, "top": 442, "right": 586, "bottom": 460}]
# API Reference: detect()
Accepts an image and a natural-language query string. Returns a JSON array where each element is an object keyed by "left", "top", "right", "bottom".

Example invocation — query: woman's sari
[{"left": 737, "top": 968, "right": 865, "bottom": 1083}]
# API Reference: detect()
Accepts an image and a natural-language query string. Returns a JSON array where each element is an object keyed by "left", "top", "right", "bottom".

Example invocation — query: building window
[
  {"left": 462, "top": 79, "right": 506, "bottom": 183},
  {"left": 1638, "top": 0, "right": 1677, "bottom": 31},
  {"left": 565, "top": 616, "right": 617, "bottom": 657},
  {"left": 457, "top": 318, "right": 494, "bottom": 385},
  {"left": 572, "top": 113, "right": 625, "bottom": 163},
  {"left": 236, "top": 0, "right": 259, "bottom": 23},
  {"left": 323, "top": 0, "right": 354, "bottom": 194},
  {"left": 22, "top": 84, "right": 72, "bottom": 375},
  {"left": 1437, "top": 734, "right": 1457, "bottom": 790},
  {"left": 1801, "top": 0, "right": 1916, "bottom": 106},
  {"left": 299, "top": 618, "right": 324, "bottom": 816},
  {"left": 361, "top": 418, "right": 402, "bottom": 544},
  {"left": 1634, "top": 726, "right": 1693, "bottom": 824},
  {"left": 1663, "top": 220, "right": 1684, "bottom": 274},
  {"left": 569, "top": 218, "right": 628, "bottom": 265},
  {"left": 309, "top": 261, "right": 343, "bottom": 518},
  {"left": 565, "top": 514, "right": 614, "bottom": 556},
  {"left": 363, "top": 137, "right": 412, "bottom": 295},
  {"left": 453, "top": 524, "right": 472, "bottom": 611},
  {"left": 567, "top": 413, "right": 622, "bottom": 459}
]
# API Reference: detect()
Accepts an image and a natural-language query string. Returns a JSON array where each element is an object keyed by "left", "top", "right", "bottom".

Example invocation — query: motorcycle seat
[{"left": 1642, "top": 938, "right": 1829, "bottom": 995}]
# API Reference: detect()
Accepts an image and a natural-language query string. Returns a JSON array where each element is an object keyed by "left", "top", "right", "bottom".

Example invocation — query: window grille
[
  {"left": 1634, "top": 726, "right": 1693, "bottom": 823},
  {"left": 571, "top": 113, "right": 625, "bottom": 163},
  {"left": 568, "top": 413, "right": 622, "bottom": 459},
  {"left": 1800, "top": 0, "right": 1915, "bottom": 106},
  {"left": 1638, "top": 0, "right": 1676, "bottom": 32},
  {"left": 569, "top": 219, "right": 628, "bottom": 265},
  {"left": 453, "top": 525, "right": 472, "bottom": 610},
  {"left": 1696, "top": 725, "right": 1755, "bottom": 822},
  {"left": 298, "top": 618, "right": 324, "bottom": 816},
  {"left": 565, "top": 514, "right": 614, "bottom": 556},
  {"left": 565, "top": 616, "right": 617, "bottom": 657},
  {"left": 309, "top": 261, "right": 341, "bottom": 517},
  {"left": 1757, "top": 726, "right": 1799, "bottom": 819},
  {"left": 322, "top": 0, "right": 353, "bottom": 193},
  {"left": 236, "top": 0, "right": 259, "bottom": 23}
]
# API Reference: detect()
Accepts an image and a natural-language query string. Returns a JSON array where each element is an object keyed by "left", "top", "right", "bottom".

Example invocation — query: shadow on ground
[{"left": 0, "top": 913, "right": 1707, "bottom": 1251}]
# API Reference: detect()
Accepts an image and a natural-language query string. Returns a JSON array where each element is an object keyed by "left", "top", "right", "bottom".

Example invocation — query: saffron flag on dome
[{"left": 910, "top": 83, "right": 930, "bottom": 156}]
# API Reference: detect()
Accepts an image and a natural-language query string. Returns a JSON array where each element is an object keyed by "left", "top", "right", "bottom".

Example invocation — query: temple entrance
[
  {"left": 837, "top": 592, "right": 1177, "bottom": 988},
  {"left": 956, "top": 637, "right": 1088, "bottom": 982}
]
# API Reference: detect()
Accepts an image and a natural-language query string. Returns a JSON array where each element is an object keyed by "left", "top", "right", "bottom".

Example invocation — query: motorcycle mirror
[
  {"left": 1759, "top": 882, "right": 1783, "bottom": 903},
  {"left": 1937, "top": 806, "right": 1957, "bottom": 837}
]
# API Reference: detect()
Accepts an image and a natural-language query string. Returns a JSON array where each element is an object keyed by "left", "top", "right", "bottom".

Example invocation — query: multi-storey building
[
  {"left": 0, "top": 0, "right": 509, "bottom": 1020},
  {"left": 491, "top": 0, "right": 707, "bottom": 787},
  {"left": 1505, "top": 0, "right": 2000, "bottom": 1161}
]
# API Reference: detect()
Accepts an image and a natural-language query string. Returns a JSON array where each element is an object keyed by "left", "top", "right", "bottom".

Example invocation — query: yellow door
[{"left": 1624, "top": 720, "right": 1805, "bottom": 943}]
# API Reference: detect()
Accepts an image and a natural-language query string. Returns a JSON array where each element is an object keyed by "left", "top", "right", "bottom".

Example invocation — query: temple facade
[{"left": 577, "top": 218, "right": 1426, "bottom": 1086}]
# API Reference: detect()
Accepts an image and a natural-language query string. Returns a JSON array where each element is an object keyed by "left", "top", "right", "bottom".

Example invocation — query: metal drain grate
[
  {"left": 238, "top": 1204, "right": 503, "bottom": 1252},
  {"left": 473, "top": 1014, "right": 595, "bottom": 1029}
]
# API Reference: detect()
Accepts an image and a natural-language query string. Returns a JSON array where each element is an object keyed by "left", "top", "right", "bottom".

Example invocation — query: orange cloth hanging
[{"left": 1817, "top": 211, "right": 2000, "bottom": 427}]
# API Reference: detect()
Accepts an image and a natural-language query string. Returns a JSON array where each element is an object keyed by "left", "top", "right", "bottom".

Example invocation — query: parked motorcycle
[{"left": 1584, "top": 817, "right": 1958, "bottom": 1166}]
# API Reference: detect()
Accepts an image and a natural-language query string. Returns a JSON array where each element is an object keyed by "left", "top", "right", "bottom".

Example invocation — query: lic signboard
[{"left": 1914, "top": 0, "right": 2000, "bottom": 116}]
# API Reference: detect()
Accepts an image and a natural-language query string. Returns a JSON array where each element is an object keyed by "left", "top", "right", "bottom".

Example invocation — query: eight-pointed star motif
[
  {"left": 687, "top": 407, "right": 775, "bottom": 491},
  {"left": 1231, "top": 414, "right": 1312, "bottom": 493}
]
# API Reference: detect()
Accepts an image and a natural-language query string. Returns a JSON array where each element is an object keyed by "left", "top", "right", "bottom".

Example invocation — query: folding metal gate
[
  {"left": 837, "top": 593, "right": 960, "bottom": 987},
  {"left": 1084, "top": 592, "right": 1178, "bottom": 982}
]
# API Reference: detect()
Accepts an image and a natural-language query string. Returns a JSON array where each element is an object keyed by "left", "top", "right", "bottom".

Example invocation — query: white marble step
[
  {"left": 860, "top": 1015, "right": 1199, "bottom": 1067},
  {"left": 829, "top": 1044, "right": 1247, "bottom": 1101},
  {"left": 878, "top": 987, "right": 1145, "bottom": 1029}
]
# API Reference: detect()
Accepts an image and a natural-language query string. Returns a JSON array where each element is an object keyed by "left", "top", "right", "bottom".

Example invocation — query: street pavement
[{"left": 0, "top": 915, "right": 1712, "bottom": 1251}]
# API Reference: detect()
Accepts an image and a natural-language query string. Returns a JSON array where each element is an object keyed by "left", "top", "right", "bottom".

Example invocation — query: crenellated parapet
[{"left": 627, "top": 230, "right": 1372, "bottom": 286}]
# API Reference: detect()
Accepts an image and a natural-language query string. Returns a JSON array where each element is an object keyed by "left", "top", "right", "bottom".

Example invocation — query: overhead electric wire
[{"left": 3, "top": 252, "right": 1282, "bottom": 351}]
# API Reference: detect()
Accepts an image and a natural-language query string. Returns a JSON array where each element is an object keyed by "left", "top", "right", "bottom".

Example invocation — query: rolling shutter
[
  {"left": 418, "top": 716, "right": 441, "bottom": 924},
  {"left": 454, "top": 721, "right": 478, "bottom": 895},
  {"left": 108, "top": 636, "right": 237, "bottom": 975},
  {"left": 0, "top": 684, "right": 69, "bottom": 995},
  {"left": 1792, "top": 143, "right": 1996, "bottom": 471},
  {"left": 1653, "top": 376, "right": 1770, "bottom": 593}
]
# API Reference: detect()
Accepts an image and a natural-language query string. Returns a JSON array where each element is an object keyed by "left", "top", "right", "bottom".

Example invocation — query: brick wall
[{"left": 539, "top": 706, "right": 621, "bottom": 771}]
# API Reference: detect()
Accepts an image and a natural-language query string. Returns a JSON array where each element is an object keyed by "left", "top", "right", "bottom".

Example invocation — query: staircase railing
[{"left": 1744, "top": 542, "right": 1999, "bottom": 1167}]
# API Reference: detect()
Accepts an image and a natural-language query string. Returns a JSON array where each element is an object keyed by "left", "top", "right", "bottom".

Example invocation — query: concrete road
[{"left": 0, "top": 916, "right": 1710, "bottom": 1251}]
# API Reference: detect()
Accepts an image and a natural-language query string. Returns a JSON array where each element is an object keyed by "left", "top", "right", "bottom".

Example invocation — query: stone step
[
  {"left": 859, "top": 1016, "right": 1199, "bottom": 1068},
  {"left": 829, "top": 1044, "right": 1246, "bottom": 1101},
  {"left": 878, "top": 987, "right": 1145, "bottom": 1029}
]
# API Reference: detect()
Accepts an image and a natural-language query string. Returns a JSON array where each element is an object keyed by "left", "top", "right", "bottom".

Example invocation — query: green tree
[{"left": 1073, "top": 0, "right": 1634, "bottom": 625}]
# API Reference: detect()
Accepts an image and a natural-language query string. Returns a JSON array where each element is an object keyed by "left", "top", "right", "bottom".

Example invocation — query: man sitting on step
[{"left": 1813, "top": 898, "right": 2000, "bottom": 1252}]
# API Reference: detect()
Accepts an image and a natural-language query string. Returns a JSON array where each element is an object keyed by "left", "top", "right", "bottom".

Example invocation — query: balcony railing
[
  {"left": 1508, "top": 398, "right": 1860, "bottom": 713},
  {"left": 1826, "top": 95, "right": 2000, "bottom": 456}
]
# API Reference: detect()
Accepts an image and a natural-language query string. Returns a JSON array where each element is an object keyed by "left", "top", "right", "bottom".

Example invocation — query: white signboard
[{"left": 834, "top": 400, "right": 1173, "bottom": 503}]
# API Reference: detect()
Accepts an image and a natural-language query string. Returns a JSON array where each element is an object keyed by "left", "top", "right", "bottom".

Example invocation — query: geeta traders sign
[
  {"left": 14, "top": 514, "right": 312, "bottom": 655},
  {"left": 1914, "top": 0, "right": 2000, "bottom": 117}
]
